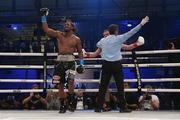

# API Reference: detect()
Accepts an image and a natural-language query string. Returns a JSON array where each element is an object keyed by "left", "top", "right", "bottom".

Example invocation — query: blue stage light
[
  {"left": 13, "top": 26, "right": 17, "bottom": 30},
  {"left": 127, "top": 23, "right": 132, "bottom": 27},
  {"left": 11, "top": 24, "right": 18, "bottom": 30}
]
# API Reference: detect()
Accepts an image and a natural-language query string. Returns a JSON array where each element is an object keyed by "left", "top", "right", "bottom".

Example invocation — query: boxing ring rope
[
  {"left": 0, "top": 65, "right": 44, "bottom": 69},
  {"left": 0, "top": 53, "right": 44, "bottom": 56},
  {"left": 81, "top": 63, "right": 180, "bottom": 68},
  {"left": 1, "top": 78, "right": 180, "bottom": 83},
  {"left": 0, "top": 89, "right": 137, "bottom": 93},
  {"left": 0, "top": 52, "right": 167, "bottom": 61},
  {"left": 0, "top": 49, "right": 178, "bottom": 57},
  {"left": 82, "top": 57, "right": 167, "bottom": 60},
  {"left": 0, "top": 63, "right": 180, "bottom": 69},
  {"left": 0, "top": 49, "right": 180, "bottom": 93},
  {"left": 0, "top": 88, "right": 180, "bottom": 93},
  {"left": 134, "top": 49, "right": 180, "bottom": 55},
  {"left": 82, "top": 63, "right": 180, "bottom": 68}
]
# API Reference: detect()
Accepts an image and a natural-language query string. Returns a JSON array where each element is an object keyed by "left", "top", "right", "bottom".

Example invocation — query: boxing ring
[
  {"left": 0, "top": 50, "right": 180, "bottom": 120},
  {"left": 1, "top": 110, "right": 180, "bottom": 120}
]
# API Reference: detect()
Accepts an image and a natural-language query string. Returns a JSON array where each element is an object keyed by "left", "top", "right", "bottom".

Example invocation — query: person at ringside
[
  {"left": 22, "top": 84, "right": 47, "bottom": 110},
  {"left": 138, "top": 85, "right": 160, "bottom": 110}
]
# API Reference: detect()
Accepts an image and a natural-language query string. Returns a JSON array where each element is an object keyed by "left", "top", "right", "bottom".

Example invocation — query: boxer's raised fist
[{"left": 40, "top": 8, "right": 49, "bottom": 16}]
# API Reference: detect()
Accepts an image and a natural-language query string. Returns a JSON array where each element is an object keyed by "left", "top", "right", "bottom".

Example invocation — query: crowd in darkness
[
  {"left": 0, "top": 36, "right": 57, "bottom": 53},
  {"left": 0, "top": 82, "right": 178, "bottom": 111}
]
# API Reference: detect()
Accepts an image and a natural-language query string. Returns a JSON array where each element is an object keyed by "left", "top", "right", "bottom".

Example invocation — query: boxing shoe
[
  {"left": 68, "top": 93, "right": 77, "bottom": 112},
  {"left": 59, "top": 98, "right": 67, "bottom": 113}
]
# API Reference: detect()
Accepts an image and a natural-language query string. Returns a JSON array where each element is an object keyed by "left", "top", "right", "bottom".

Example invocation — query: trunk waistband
[{"left": 57, "top": 55, "right": 75, "bottom": 62}]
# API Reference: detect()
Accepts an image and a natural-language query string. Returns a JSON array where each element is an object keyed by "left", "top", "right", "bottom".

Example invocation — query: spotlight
[
  {"left": 11, "top": 24, "right": 18, "bottom": 30},
  {"left": 127, "top": 23, "right": 132, "bottom": 27},
  {"left": 13, "top": 26, "right": 17, "bottom": 30}
]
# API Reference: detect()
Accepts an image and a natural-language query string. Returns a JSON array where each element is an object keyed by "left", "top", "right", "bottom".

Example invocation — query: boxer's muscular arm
[
  {"left": 121, "top": 44, "right": 136, "bottom": 50},
  {"left": 86, "top": 39, "right": 102, "bottom": 58},
  {"left": 42, "top": 23, "right": 59, "bottom": 38},
  {"left": 121, "top": 36, "right": 145, "bottom": 50},
  {"left": 76, "top": 38, "right": 83, "bottom": 59},
  {"left": 89, "top": 48, "right": 101, "bottom": 57},
  {"left": 40, "top": 8, "right": 60, "bottom": 38},
  {"left": 76, "top": 38, "right": 85, "bottom": 74}
]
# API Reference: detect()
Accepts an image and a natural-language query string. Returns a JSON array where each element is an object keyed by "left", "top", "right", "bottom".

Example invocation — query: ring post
[
  {"left": 43, "top": 44, "right": 47, "bottom": 93},
  {"left": 132, "top": 51, "right": 142, "bottom": 94}
]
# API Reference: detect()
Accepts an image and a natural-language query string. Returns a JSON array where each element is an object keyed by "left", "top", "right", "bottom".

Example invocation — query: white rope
[
  {"left": 0, "top": 65, "right": 54, "bottom": 69},
  {"left": 79, "top": 57, "right": 166, "bottom": 61},
  {"left": 0, "top": 89, "right": 137, "bottom": 93},
  {"left": 55, "top": 50, "right": 180, "bottom": 56},
  {"left": 141, "top": 88, "right": 180, "bottom": 93},
  {"left": 75, "top": 79, "right": 132, "bottom": 83},
  {"left": 78, "top": 63, "right": 180, "bottom": 68},
  {"left": 55, "top": 89, "right": 138, "bottom": 92},
  {"left": 0, "top": 65, "right": 44, "bottom": 69},
  {"left": 1, "top": 78, "right": 180, "bottom": 83},
  {"left": 75, "top": 78, "right": 180, "bottom": 83},
  {"left": 1, "top": 88, "right": 180, "bottom": 93},
  {"left": 1, "top": 63, "right": 179, "bottom": 69},
  {"left": 135, "top": 50, "right": 180, "bottom": 55},
  {"left": 0, "top": 79, "right": 44, "bottom": 83},
  {"left": 141, "top": 78, "right": 180, "bottom": 82},
  {"left": 0, "top": 89, "right": 43, "bottom": 93},
  {"left": 57, "top": 50, "right": 180, "bottom": 56},
  {"left": 0, "top": 52, "right": 130, "bottom": 56},
  {"left": 87, "top": 63, "right": 180, "bottom": 68},
  {"left": 0, "top": 53, "right": 43, "bottom": 56},
  {"left": 0, "top": 50, "right": 179, "bottom": 57},
  {"left": 137, "top": 63, "right": 180, "bottom": 67},
  {"left": 46, "top": 53, "right": 58, "bottom": 56}
]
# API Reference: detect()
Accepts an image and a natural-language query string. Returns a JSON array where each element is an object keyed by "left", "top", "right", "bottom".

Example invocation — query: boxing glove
[
  {"left": 76, "top": 59, "right": 85, "bottom": 74},
  {"left": 40, "top": 8, "right": 49, "bottom": 23},
  {"left": 40, "top": 8, "right": 49, "bottom": 16}
]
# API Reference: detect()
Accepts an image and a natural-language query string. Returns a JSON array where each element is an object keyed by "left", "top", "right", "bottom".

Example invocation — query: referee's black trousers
[{"left": 96, "top": 60, "right": 126, "bottom": 109}]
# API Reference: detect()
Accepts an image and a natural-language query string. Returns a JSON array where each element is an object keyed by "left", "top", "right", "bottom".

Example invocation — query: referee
[{"left": 95, "top": 16, "right": 149, "bottom": 113}]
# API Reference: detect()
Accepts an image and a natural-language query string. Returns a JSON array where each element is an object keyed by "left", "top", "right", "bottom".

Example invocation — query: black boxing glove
[
  {"left": 40, "top": 8, "right": 49, "bottom": 16},
  {"left": 76, "top": 59, "right": 85, "bottom": 74},
  {"left": 40, "top": 8, "right": 49, "bottom": 23},
  {"left": 76, "top": 65, "right": 85, "bottom": 74}
]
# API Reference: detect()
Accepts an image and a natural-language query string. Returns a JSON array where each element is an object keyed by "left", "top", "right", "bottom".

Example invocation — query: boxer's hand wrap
[
  {"left": 40, "top": 8, "right": 49, "bottom": 23},
  {"left": 86, "top": 52, "right": 91, "bottom": 58},
  {"left": 41, "top": 16, "right": 47, "bottom": 23},
  {"left": 80, "top": 59, "right": 84, "bottom": 65},
  {"left": 76, "top": 59, "right": 85, "bottom": 74}
]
